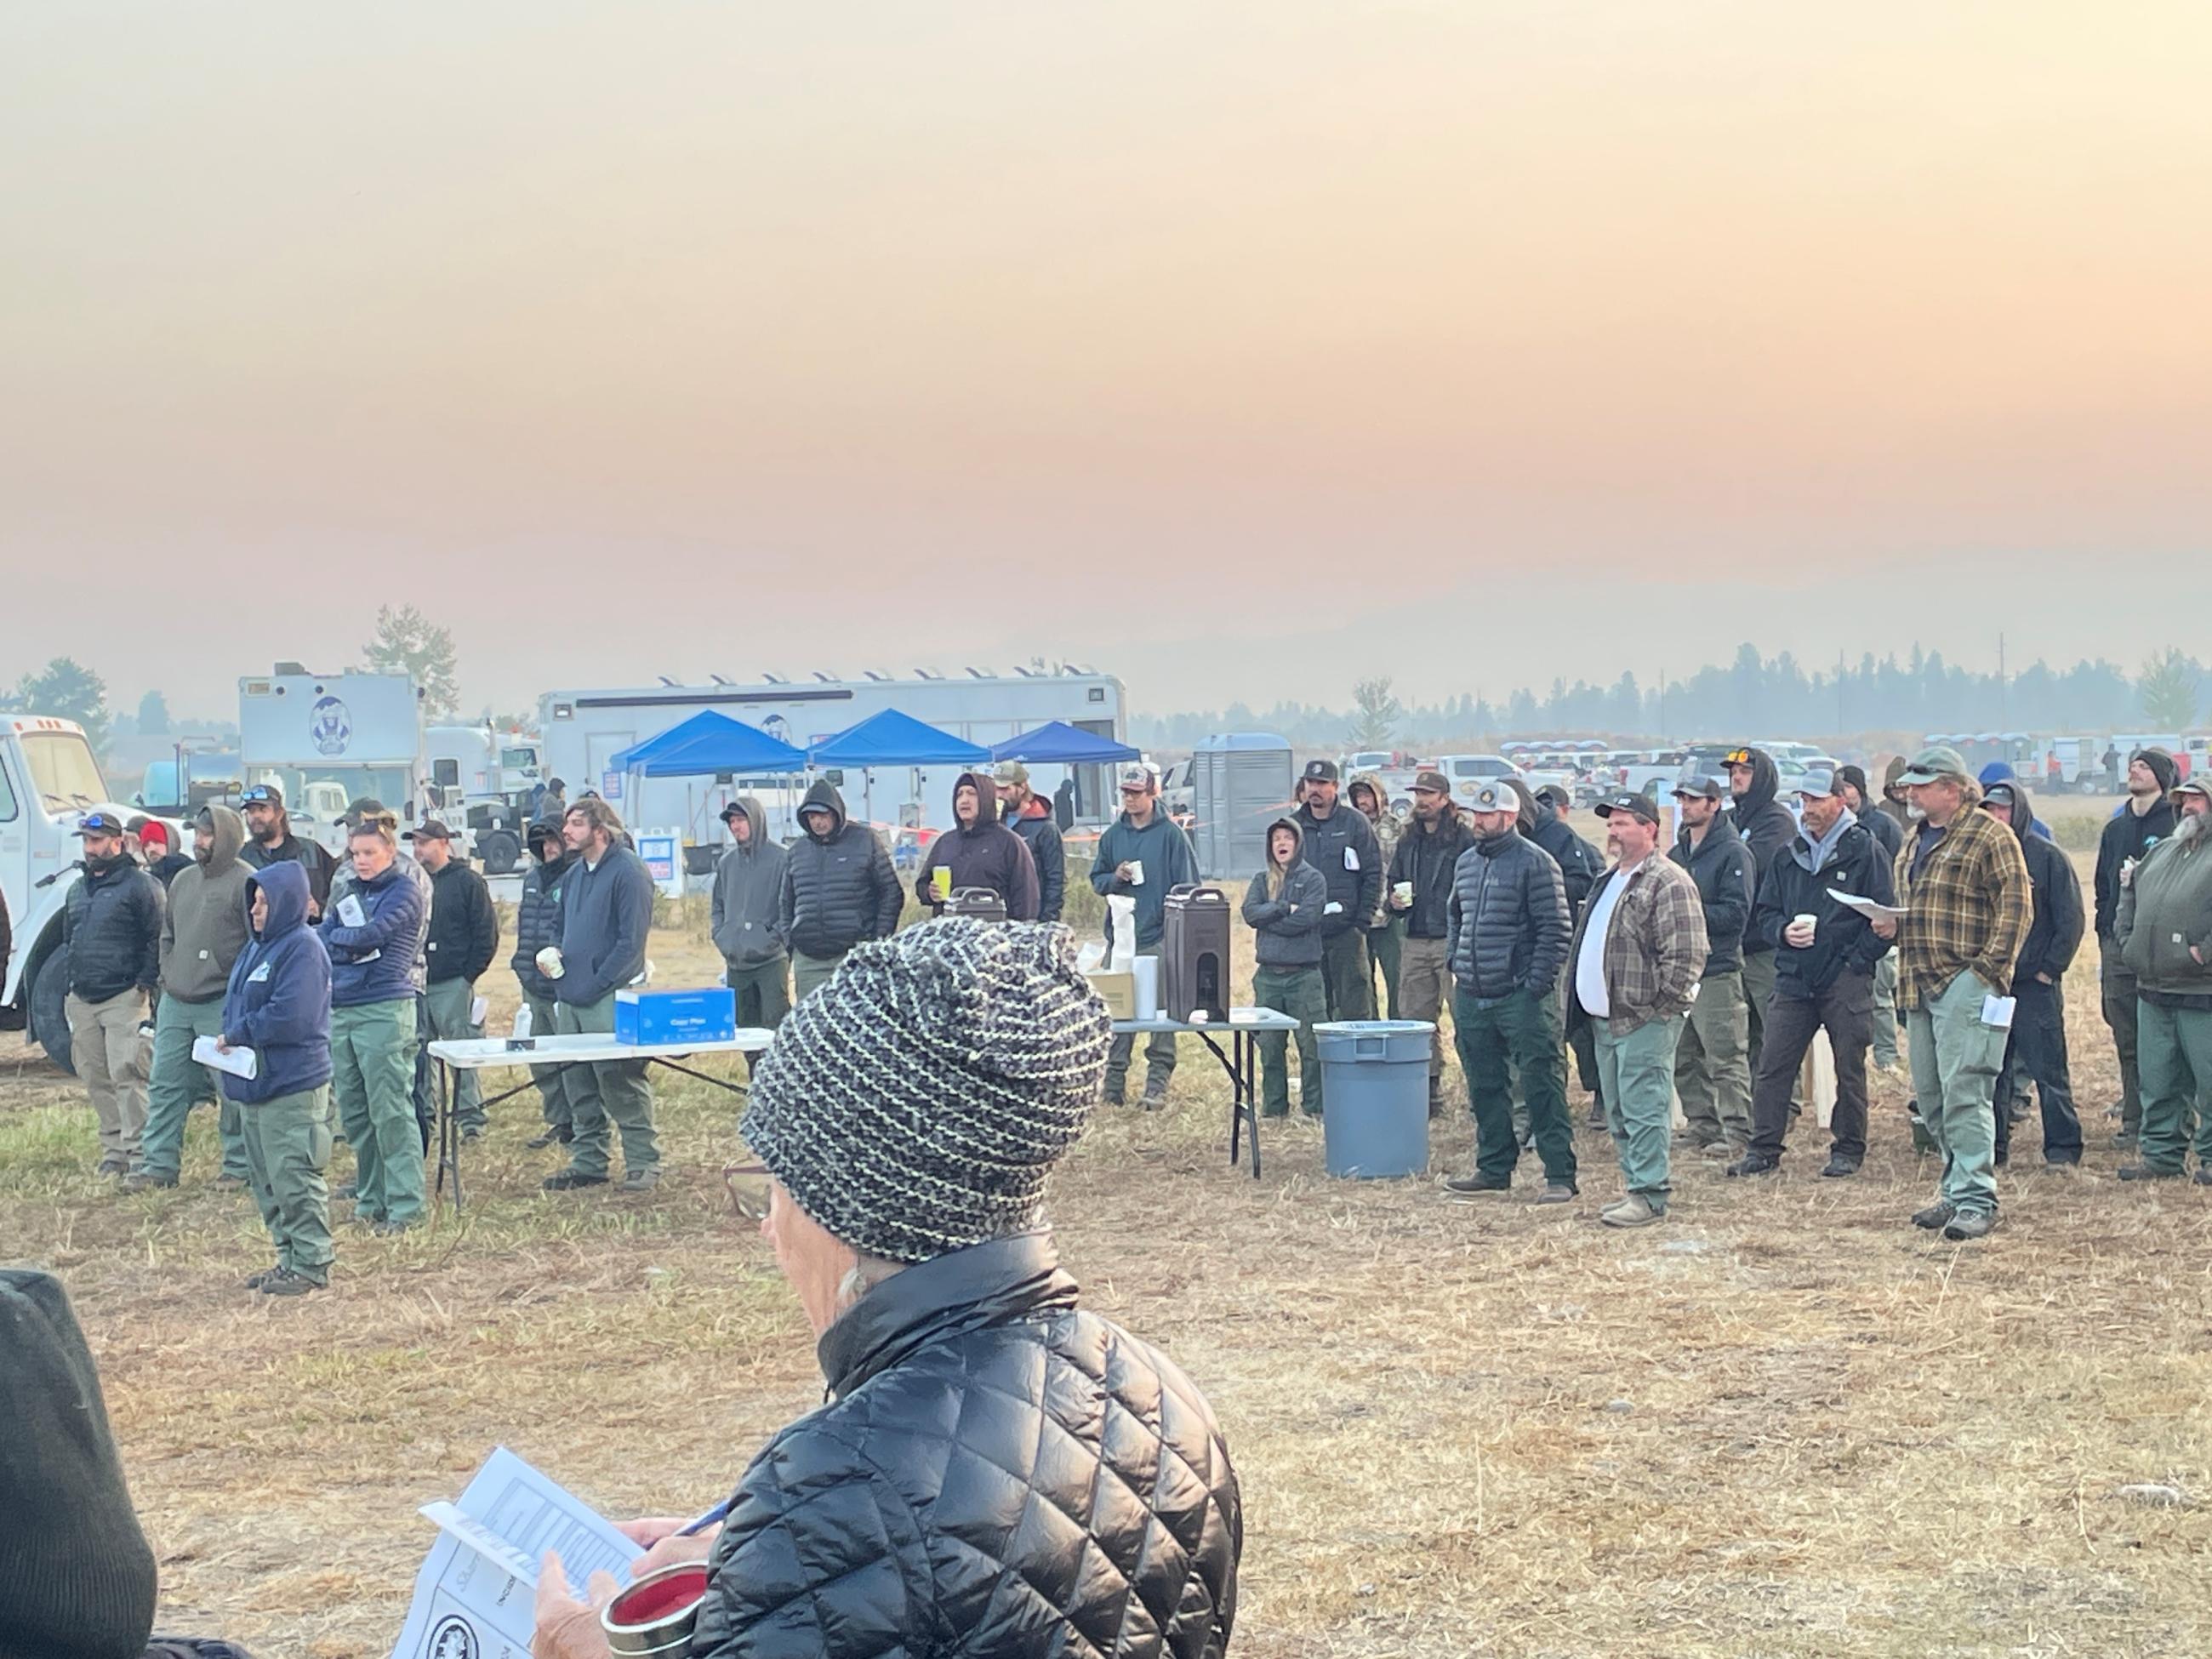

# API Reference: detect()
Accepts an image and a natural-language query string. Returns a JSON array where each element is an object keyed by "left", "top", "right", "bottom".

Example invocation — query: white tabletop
[
  {"left": 1111, "top": 1007, "right": 1303, "bottom": 1034},
  {"left": 426, "top": 1031, "right": 777, "bottom": 1069}
]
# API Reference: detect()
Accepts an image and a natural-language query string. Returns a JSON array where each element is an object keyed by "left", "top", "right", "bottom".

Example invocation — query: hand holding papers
[{"left": 191, "top": 1035, "right": 256, "bottom": 1080}]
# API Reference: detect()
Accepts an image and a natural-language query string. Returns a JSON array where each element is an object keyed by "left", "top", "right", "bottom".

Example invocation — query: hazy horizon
[{"left": 6, "top": 4, "right": 2209, "bottom": 720}]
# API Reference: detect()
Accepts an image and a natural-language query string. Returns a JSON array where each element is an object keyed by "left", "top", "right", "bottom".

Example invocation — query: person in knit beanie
[
  {"left": 533, "top": 918, "right": 1244, "bottom": 1659},
  {"left": 0, "top": 1268, "right": 158, "bottom": 1659}
]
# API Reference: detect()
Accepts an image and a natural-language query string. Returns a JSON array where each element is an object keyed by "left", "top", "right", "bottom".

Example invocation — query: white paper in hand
[
  {"left": 1981, "top": 994, "right": 2016, "bottom": 1030},
  {"left": 1826, "top": 888, "right": 1908, "bottom": 921},
  {"left": 336, "top": 893, "right": 368, "bottom": 928},
  {"left": 191, "top": 1036, "right": 256, "bottom": 1080}
]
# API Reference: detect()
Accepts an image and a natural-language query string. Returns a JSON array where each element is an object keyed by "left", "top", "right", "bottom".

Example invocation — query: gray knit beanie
[{"left": 742, "top": 918, "right": 1114, "bottom": 1263}]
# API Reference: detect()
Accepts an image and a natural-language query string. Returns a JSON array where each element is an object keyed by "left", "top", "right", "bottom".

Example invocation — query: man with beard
[
  {"left": 1668, "top": 770, "right": 1753, "bottom": 1159},
  {"left": 1981, "top": 780, "right": 2084, "bottom": 1167},
  {"left": 915, "top": 772, "right": 1040, "bottom": 921},
  {"left": 237, "top": 782, "right": 336, "bottom": 921},
  {"left": 1388, "top": 769, "right": 1476, "bottom": 1115},
  {"left": 1349, "top": 772, "right": 1405, "bottom": 1018},
  {"left": 2115, "top": 777, "right": 2212, "bottom": 1183},
  {"left": 1838, "top": 764, "right": 1903, "bottom": 1070},
  {"left": 513, "top": 818, "right": 579, "bottom": 1149},
  {"left": 61, "top": 812, "right": 164, "bottom": 1177},
  {"left": 1726, "top": 745, "right": 1799, "bottom": 1111},
  {"left": 2095, "top": 748, "right": 2180, "bottom": 1144},
  {"left": 1294, "top": 761, "right": 1382, "bottom": 1020}
]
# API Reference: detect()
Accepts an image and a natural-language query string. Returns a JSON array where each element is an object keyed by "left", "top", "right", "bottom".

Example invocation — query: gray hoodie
[
  {"left": 711, "top": 796, "right": 790, "bottom": 971},
  {"left": 158, "top": 805, "right": 254, "bottom": 1002}
]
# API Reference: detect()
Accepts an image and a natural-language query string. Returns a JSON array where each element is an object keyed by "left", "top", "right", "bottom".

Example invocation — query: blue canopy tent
[
  {"left": 808, "top": 710, "right": 989, "bottom": 833},
  {"left": 989, "top": 721, "right": 1141, "bottom": 765},
  {"left": 607, "top": 712, "right": 809, "bottom": 852}
]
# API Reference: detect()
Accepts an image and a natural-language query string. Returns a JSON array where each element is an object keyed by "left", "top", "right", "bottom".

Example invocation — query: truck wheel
[
  {"left": 29, "top": 945, "right": 74, "bottom": 1076},
  {"left": 481, "top": 830, "right": 521, "bottom": 875}
]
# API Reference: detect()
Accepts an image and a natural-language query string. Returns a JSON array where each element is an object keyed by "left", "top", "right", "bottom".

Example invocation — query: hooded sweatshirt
[
  {"left": 1985, "top": 779, "right": 2083, "bottom": 986},
  {"left": 220, "top": 861, "right": 334, "bottom": 1103},
  {"left": 1091, "top": 803, "right": 1201, "bottom": 951},
  {"left": 2118, "top": 806, "right": 2212, "bottom": 1006},
  {"left": 1242, "top": 818, "right": 1330, "bottom": 969},
  {"left": 1878, "top": 755, "right": 1913, "bottom": 834},
  {"left": 1007, "top": 796, "right": 1066, "bottom": 924},
  {"left": 556, "top": 835, "right": 656, "bottom": 1005},
  {"left": 1669, "top": 810, "right": 1753, "bottom": 977},
  {"left": 1975, "top": 763, "right": 2055, "bottom": 841},
  {"left": 1730, "top": 748, "right": 1797, "bottom": 957},
  {"left": 916, "top": 772, "right": 1040, "bottom": 921},
  {"left": 711, "top": 796, "right": 790, "bottom": 969},
  {"left": 2095, "top": 775, "right": 2178, "bottom": 944},
  {"left": 1527, "top": 792, "right": 1605, "bottom": 912},
  {"left": 1348, "top": 774, "right": 1403, "bottom": 928},
  {"left": 778, "top": 780, "right": 904, "bottom": 958},
  {"left": 158, "top": 804, "right": 252, "bottom": 1003}
]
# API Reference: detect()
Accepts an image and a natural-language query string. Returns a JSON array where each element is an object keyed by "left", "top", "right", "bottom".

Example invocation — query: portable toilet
[{"left": 1191, "top": 733, "right": 1295, "bottom": 878}]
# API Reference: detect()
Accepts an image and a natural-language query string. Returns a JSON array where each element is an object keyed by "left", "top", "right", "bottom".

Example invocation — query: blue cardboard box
[{"left": 614, "top": 986, "right": 738, "bottom": 1046}]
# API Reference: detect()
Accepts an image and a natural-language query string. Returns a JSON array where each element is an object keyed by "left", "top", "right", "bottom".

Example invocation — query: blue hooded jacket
[
  {"left": 321, "top": 857, "right": 430, "bottom": 1006},
  {"left": 220, "top": 861, "right": 334, "bottom": 1104},
  {"left": 1976, "top": 763, "right": 2055, "bottom": 842}
]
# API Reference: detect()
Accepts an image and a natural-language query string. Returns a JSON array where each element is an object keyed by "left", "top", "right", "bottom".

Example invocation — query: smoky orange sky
[{"left": 4, "top": 3, "right": 2209, "bottom": 720}]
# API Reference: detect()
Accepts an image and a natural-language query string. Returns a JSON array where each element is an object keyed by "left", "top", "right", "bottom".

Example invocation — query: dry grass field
[{"left": 5, "top": 809, "right": 2209, "bottom": 1658}]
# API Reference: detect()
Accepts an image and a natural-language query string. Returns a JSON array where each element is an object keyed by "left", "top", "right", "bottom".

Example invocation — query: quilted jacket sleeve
[{"left": 689, "top": 1422, "right": 931, "bottom": 1659}]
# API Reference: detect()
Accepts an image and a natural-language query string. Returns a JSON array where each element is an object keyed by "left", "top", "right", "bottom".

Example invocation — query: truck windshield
[{"left": 21, "top": 732, "right": 107, "bottom": 810}]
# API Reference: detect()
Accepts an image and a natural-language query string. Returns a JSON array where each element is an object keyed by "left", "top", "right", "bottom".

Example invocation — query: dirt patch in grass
[{"left": 4, "top": 877, "right": 2209, "bottom": 1657}]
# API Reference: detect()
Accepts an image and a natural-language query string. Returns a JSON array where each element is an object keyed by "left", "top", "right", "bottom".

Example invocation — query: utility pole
[
  {"left": 1998, "top": 632, "right": 2008, "bottom": 728},
  {"left": 1837, "top": 648, "right": 1846, "bottom": 737},
  {"left": 1656, "top": 668, "right": 1666, "bottom": 738}
]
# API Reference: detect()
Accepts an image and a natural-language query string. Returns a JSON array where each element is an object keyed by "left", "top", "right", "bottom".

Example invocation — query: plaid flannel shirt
[
  {"left": 1570, "top": 852, "right": 1711, "bottom": 1035},
  {"left": 1890, "top": 804, "right": 2033, "bottom": 1011}
]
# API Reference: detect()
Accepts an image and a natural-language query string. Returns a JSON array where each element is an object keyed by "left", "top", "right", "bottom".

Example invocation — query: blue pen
[{"left": 676, "top": 1498, "right": 732, "bottom": 1537}]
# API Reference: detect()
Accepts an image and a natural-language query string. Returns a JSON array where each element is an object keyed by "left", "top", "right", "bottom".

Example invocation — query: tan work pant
[{"left": 66, "top": 989, "right": 150, "bottom": 1166}]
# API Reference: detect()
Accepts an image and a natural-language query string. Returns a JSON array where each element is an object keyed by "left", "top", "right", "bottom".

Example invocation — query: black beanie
[
  {"left": 1837, "top": 764, "right": 1872, "bottom": 802},
  {"left": 0, "top": 1271, "right": 158, "bottom": 1659},
  {"left": 2134, "top": 748, "right": 2179, "bottom": 794}
]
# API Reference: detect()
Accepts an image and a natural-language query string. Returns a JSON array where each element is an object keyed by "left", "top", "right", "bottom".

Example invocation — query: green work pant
[
  {"left": 1455, "top": 985, "right": 1576, "bottom": 1188},
  {"left": 522, "top": 991, "right": 573, "bottom": 1131},
  {"left": 140, "top": 993, "right": 248, "bottom": 1182},
  {"left": 242, "top": 1085, "right": 334, "bottom": 1284},
  {"left": 2134, "top": 999, "right": 2212, "bottom": 1173},
  {"left": 725, "top": 958, "right": 791, "bottom": 1078},
  {"left": 1105, "top": 947, "right": 1177, "bottom": 1097},
  {"left": 2101, "top": 938, "right": 2144, "bottom": 1133},
  {"left": 1321, "top": 928, "right": 1375, "bottom": 1022},
  {"left": 1674, "top": 971, "right": 1751, "bottom": 1150},
  {"left": 1906, "top": 970, "right": 2007, "bottom": 1216},
  {"left": 421, "top": 978, "right": 485, "bottom": 1130},
  {"left": 792, "top": 949, "right": 847, "bottom": 1006},
  {"left": 1599, "top": 1013, "right": 1685, "bottom": 1208},
  {"left": 1252, "top": 966, "right": 1326, "bottom": 1117},
  {"left": 1871, "top": 953, "right": 1901, "bottom": 1068},
  {"left": 1365, "top": 918, "right": 1404, "bottom": 1020},
  {"left": 555, "top": 993, "right": 658, "bottom": 1178},
  {"left": 331, "top": 999, "right": 425, "bottom": 1226}
]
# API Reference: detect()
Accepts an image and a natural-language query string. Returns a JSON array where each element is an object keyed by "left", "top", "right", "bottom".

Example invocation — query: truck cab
[{"left": 1, "top": 715, "right": 140, "bottom": 1071}]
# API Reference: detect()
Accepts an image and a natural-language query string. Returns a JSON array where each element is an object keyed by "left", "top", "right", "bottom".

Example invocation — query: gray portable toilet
[{"left": 1191, "top": 733, "right": 1295, "bottom": 878}]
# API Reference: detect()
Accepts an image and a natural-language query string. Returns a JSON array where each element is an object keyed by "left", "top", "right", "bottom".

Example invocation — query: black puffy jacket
[
  {"left": 692, "top": 1233, "right": 1242, "bottom": 1659},
  {"left": 510, "top": 840, "right": 575, "bottom": 1001},
  {"left": 1445, "top": 830, "right": 1569, "bottom": 1001},
  {"left": 63, "top": 857, "right": 164, "bottom": 1003},
  {"left": 778, "top": 781, "right": 904, "bottom": 959}
]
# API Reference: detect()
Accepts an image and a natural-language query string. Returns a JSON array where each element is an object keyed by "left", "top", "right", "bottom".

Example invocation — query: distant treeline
[{"left": 1132, "top": 644, "right": 2205, "bottom": 750}]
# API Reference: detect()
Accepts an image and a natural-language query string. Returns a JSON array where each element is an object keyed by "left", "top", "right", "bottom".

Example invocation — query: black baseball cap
[
  {"left": 1303, "top": 759, "right": 1340, "bottom": 784},
  {"left": 239, "top": 783, "right": 283, "bottom": 807},
  {"left": 719, "top": 801, "right": 746, "bottom": 821},
  {"left": 404, "top": 818, "right": 453, "bottom": 842},
  {"left": 74, "top": 811, "right": 127, "bottom": 838},
  {"left": 1593, "top": 790, "right": 1662, "bottom": 826}
]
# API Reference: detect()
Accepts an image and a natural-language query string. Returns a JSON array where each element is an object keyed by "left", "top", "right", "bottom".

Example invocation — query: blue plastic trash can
[{"left": 1313, "top": 1019, "right": 1436, "bottom": 1178}]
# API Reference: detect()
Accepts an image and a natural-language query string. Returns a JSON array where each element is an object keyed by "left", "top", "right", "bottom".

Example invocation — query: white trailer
[
  {"left": 425, "top": 722, "right": 544, "bottom": 871},
  {"left": 0, "top": 715, "right": 147, "bottom": 1072},
  {"left": 238, "top": 666, "right": 427, "bottom": 855},
  {"left": 538, "top": 669, "right": 1127, "bottom": 843}
]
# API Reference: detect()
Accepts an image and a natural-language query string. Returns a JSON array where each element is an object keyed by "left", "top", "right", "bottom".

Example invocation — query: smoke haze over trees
[{"left": 1132, "top": 644, "right": 2206, "bottom": 750}]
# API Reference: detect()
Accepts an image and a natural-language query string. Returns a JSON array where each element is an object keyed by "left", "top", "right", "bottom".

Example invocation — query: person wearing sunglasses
[
  {"left": 237, "top": 783, "right": 336, "bottom": 921},
  {"left": 533, "top": 919, "right": 1244, "bottom": 1659}
]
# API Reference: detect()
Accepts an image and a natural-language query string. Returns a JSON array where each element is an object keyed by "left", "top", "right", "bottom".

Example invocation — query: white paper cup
[
  {"left": 1128, "top": 859, "right": 1144, "bottom": 886},
  {"left": 1394, "top": 881, "right": 1414, "bottom": 905},
  {"left": 1793, "top": 912, "right": 1817, "bottom": 941},
  {"left": 535, "top": 946, "right": 566, "bottom": 979}
]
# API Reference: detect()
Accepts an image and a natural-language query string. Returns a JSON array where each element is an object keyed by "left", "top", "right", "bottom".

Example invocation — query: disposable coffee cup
[
  {"left": 601, "top": 1561, "right": 711, "bottom": 1656},
  {"left": 1793, "top": 912, "right": 1817, "bottom": 941},
  {"left": 932, "top": 866, "right": 954, "bottom": 900},
  {"left": 1128, "top": 859, "right": 1145, "bottom": 886},
  {"left": 535, "top": 946, "right": 566, "bottom": 979},
  {"left": 1394, "top": 881, "right": 1414, "bottom": 906}
]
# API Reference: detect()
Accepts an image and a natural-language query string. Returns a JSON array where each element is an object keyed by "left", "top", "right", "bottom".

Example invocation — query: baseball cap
[
  {"left": 1795, "top": 767, "right": 1839, "bottom": 799},
  {"left": 74, "top": 811, "right": 126, "bottom": 838},
  {"left": 1464, "top": 780, "right": 1515, "bottom": 813},
  {"left": 1723, "top": 748, "right": 1758, "bottom": 767},
  {"left": 1411, "top": 768, "right": 1451, "bottom": 795},
  {"left": 1536, "top": 784, "right": 1571, "bottom": 810},
  {"left": 1593, "top": 790, "right": 1662, "bottom": 825},
  {"left": 1116, "top": 763, "right": 1154, "bottom": 792},
  {"left": 718, "top": 800, "right": 747, "bottom": 821},
  {"left": 1895, "top": 745, "right": 1970, "bottom": 787},
  {"left": 2175, "top": 778, "right": 2211, "bottom": 806},
  {"left": 405, "top": 818, "right": 453, "bottom": 842},
  {"left": 1981, "top": 782, "right": 2018, "bottom": 812},
  {"left": 138, "top": 820, "right": 171, "bottom": 848},
  {"left": 991, "top": 760, "right": 1030, "bottom": 787},
  {"left": 239, "top": 783, "right": 283, "bottom": 807},
  {"left": 1672, "top": 770, "right": 1725, "bottom": 800},
  {"left": 1303, "top": 759, "right": 1340, "bottom": 784}
]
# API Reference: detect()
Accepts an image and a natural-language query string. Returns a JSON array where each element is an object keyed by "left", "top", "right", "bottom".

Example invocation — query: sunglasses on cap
[
  {"left": 240, "top": 786, "right": 277, "bottom": 805},
  {"left": 1723, "top": 750, "right": 1754, "bottom": 767},
  {"left": 721, "top": 1160, "right": 772, "bottom": 1222}
]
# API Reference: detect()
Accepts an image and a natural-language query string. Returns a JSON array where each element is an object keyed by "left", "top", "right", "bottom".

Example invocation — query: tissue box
[
  {"left": 1085, "top": 970, "right": 1136, "bottom": 1019},
  {"left": 614, "top": 987, "right": 738, "bottom": 1045}
]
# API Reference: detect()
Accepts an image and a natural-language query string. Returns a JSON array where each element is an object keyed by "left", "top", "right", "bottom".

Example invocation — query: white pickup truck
[{"left": 1, "top": 715, "right": 151, "bottom": 1073}]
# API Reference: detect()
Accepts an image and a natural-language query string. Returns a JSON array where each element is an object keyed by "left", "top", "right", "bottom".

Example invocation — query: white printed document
[
  {"left": 1826, "top": 888, "right": 1908, "bottom": 921},
  {"left": 389, "top": 1446, "right": 638, "bottom": 1659},
  {"left": 191, "top": 1036, "right": 256, "bottom": 1080}
]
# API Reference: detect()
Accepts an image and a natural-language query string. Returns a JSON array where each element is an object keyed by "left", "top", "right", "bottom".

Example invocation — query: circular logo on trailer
[
  {"left": 428, "top": 1616, "right": 476, "bottom": 1659},
  {"left": 761, "top": 713, "right": 790, "bottom": 742},
  {"left": 311, "top": 696, "right": 352, "bottom": 756}
]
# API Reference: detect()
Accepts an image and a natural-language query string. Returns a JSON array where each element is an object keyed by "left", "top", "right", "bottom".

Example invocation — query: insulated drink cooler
[
  {"left": 1314, "top": 1020, "right": 1436, "bottom": 1178},
  {"left": 1160, "top": 884, "right": 1231, "bottom": 1023},
  {"left": 944, "top": 887, "right": 1009, "bottom": 922}
]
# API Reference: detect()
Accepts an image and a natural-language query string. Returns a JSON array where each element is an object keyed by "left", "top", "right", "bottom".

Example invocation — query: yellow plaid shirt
[{"left": 1890, "top": 806, "right": 2033, "bottom": 1011}]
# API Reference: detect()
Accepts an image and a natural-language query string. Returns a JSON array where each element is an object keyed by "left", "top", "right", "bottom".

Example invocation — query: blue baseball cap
[{"left": 74, "top": 811, "right": 126, "bottom": 837}]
